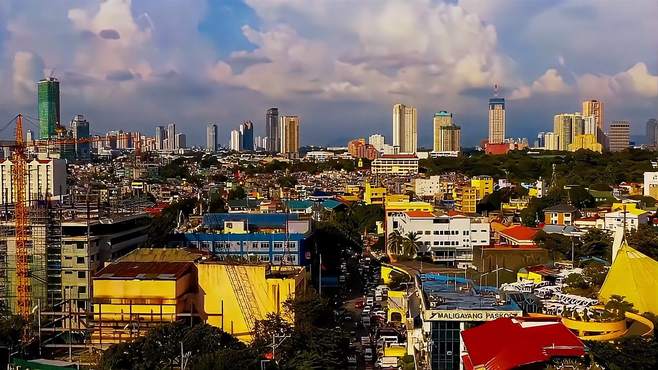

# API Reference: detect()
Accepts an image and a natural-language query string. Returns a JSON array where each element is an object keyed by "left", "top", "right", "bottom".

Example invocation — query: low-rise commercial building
[{"left": 371, "top": 154, "right": 419, "bottom": 175}]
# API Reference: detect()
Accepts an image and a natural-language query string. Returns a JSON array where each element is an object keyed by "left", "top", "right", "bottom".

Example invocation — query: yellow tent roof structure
[{"left": 598, "top": 242, "right": 658, "bottom": 315}]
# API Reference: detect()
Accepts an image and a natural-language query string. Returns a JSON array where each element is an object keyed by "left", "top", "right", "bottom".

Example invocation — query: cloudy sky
[{"left": 0, "top": 0, "right": 656, "bottom": 147}]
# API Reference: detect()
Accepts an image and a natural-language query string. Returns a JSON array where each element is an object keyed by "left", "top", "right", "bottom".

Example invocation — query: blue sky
[{"left": 0, "top": 0, "right": 656, "bottom": 147}]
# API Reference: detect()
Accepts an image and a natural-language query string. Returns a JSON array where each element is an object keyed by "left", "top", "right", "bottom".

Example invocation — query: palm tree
[
  {"left": 403, "top": 232, "right": 421, "bottom": 258},
  {"left": 387, "top": 230, "right": 404, "bottom": 255}
]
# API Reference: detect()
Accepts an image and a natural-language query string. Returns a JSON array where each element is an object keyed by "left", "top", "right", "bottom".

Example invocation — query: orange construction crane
[{"left": 12, "top": 114, "right": 30, "bottom": 318}]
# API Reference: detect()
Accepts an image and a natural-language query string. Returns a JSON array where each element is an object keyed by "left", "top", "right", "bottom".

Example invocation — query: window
[
  {"left": 261, "top": 242, "right": 270, "bottom": 249},
  {"left": 274, "top": 242, "right": 284, "bottom": 249},
  {"left": 273, "top": 254, "right": 283, "bottom": 263},
  {"left": 78, "top": 286, "right": 87, "bottom": 294},
  {"left": 425, "top": 231, "right": 431, "bottom": 235},
  {"left": 259, "top": 255, "right": 270, "bottom": 262},
  {"left": 287, "top": 241, "right": 297, "bottom": 250},
  {"left": 76, "top": 242, "right": 85, "bottom": 250},
  {"left": 77, "top": 257, "right": 85, "bottom": 264},
  {"left": 78, "top": 271, "right": 86, "bottom": 278}
]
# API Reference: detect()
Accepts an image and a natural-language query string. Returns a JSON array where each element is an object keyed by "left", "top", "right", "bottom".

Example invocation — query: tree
[
  {"left": 565, "top": 273, "right": 588, "bottom": 290},
  {"left": 534, "top": 231, "right": 573, "bottom": 261},
  {"left": 192, "top": 348, "right": 261, "bottom": 370},
  {"left": 402, "top": 232, "right": 421, "bottom": 258},
  {"left": 228, "top": 185, "right": 246, "bottom": 200},
  {"left": 277, "top": 175, "right": 298, "bottom": 188},
  {"left": 604, "top": 295, "right": 637, "bottom": 320},
  {"left": 387, "top": 230, "right": 404, "bottom": 255},
  {"left": 626, "top": 224, "right": 658, "bottom": 260},
  {"left": 578, "top": 228, "right": 613, "bottom": 261},
  {"left": 588, "top": 336, "right": 658, "bottom": 370}
]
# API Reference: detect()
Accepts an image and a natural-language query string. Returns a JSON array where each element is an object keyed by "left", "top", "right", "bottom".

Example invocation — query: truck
[{"left": 375, "top": 356, "right": 399, "bottom": 369}]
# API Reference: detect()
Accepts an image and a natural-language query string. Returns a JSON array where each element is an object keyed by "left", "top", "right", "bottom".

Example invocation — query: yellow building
[
  {"left": 92, "top": 261, "right": 198, "bottom": 346},
  {"left": 470, "top": 176, "right": 494, "bottom": 200},
  {"left": 453, "top": 185, "right": 478, "bottom": 214},
  {"left": 385, "top": 194, "right": 409, "bottom": 203},
  {"left": 568, "top": 134, "right": 602, "bottom": 153},
  {"left": 92, "top": 250, "right": 306, "bottom": 345},
  {"left": 501, "top": 198, "right": 529, "bottom": 215},
  {"left": 364, "top": 182, "right": 387, "bottom": 205}
]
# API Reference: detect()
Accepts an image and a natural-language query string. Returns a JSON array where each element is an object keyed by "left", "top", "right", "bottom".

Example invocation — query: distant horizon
[{"left": 0, "top": 1, "right": 656, "bottom": 147}]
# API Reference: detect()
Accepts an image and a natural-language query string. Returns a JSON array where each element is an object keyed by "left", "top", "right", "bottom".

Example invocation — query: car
[
  {"left": 355, "top": 300, "right": 365, "bottom": 309},
  {"left": 373, "top": 310, "right": 386, "bottom": 318},
  {"left": 364, "top": 347, "right": 374, "bottom": 362},
  {"left": 343, "top": 315, "right": 353, "bottom": 322}
]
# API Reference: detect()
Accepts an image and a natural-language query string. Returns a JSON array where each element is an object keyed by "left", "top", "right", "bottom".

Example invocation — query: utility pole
[{"left": 318, "top": 253, "right": 322, "bottom": 297}]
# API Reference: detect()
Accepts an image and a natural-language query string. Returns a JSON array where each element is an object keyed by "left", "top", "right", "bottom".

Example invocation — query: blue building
[
  {"left": 240, "top": 121, "right": 254, "bottom": 151},
  {"left": 181, "top": 213, "right": 311, "bottom": 265}
]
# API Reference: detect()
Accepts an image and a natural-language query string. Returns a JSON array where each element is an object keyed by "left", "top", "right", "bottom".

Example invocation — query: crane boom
[{"left": 12, "top": 114, "right": 30, "bottom": 318}]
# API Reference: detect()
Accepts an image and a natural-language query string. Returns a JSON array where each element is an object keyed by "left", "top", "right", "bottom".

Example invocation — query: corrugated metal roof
[{"left": 94, "top": 261, "right": 194, "bottom": 280}]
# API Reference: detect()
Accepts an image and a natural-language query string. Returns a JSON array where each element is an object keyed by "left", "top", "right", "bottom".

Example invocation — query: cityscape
[{"left": 0, "top": 1, "right": 657, "bottom": 370}]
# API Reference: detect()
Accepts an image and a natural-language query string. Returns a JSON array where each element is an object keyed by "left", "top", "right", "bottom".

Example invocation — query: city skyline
[{"left": 0, "top": 1, "right": 656, "bottom": 147}]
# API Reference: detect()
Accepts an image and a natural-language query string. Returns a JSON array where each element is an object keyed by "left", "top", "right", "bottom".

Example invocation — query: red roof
[
  {"left": 447, "top": 210, "right": 466, "bottom": 217},
  {"left": 499, "top": 225, "right": 539, "bottom": 242},
  {"left": 95, "top": 262, "right": 195, "bottom": 280},
  {"left": 380, "top": 154, "right": 418, "bottom": 159},
  {"left": 462, "top": 317, "right": 585, "bottom": 370},
  {"left": 406, "top": 210, "right": 434, "bottom": 218}
]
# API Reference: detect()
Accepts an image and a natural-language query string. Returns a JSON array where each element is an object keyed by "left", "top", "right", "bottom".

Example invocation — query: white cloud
[
  {"left": 577, "top": 62, "right": 658, "bottom": 99},
  {"left": 12, "top": 51, "right": 45, "bottom": 104},
  {"left": 211, "top": 0, "right": 514, "bottom": 107},
  {"left": 510, "top": 68, "right": 568, "bottom": 100}
]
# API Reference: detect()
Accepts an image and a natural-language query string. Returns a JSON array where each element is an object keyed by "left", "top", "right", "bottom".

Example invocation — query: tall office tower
[
  {"left": 175, "top": 133, "right": 186, "bottom": 149},
  {"left": 38, "top": 77, "right": 60, "bottom": 139},
  {"left": 392, "top": 103, "right": 418, "bottom": 153},
  {"left": 229, "top": 129, "right": 242, "bottom": 151},
  {"left": 488, "top": 93, "right": 506, "bottom": 144},
  {"left": 266, "top": 108, "right": 279, "bottom": 152},
  {"left": 535, "top": 132, "right": 545, "bottom": 148},
  {"left": 167, "top": 123, "right": 176, "bottom": 150},
  {"left": 368, "top": 134, "right": 385, "bottom": 151},
  {"left": 582, "top": 100, "right": 604, "bottom": 130},
  {"left": 70, "top": 114, "right": 91, "bottom": 160},
  {"left": 206, "top": 123, "right": 218, "bottom": 152},
  {"left": 26, "top": 129, "right": 34, "bottom": 143},
  {"left": 608, "top": 121, "right": 631, "bottom": 152},
  {"left": 646, "top": 118, "right": 658, "bottom": 147},
  {"left": 240, "top": 121, "right": 254, "bottom": 151},
  {"left": 279, "top": 115, "right": 300, "bottom": 157},
  {"left": 155, "top": 126, "right": 165, "bottom": 150},
  {"left": 553, "top": 113, "right": 584, "bottom": 151},
  {"left": 544, "top": 132, "right": 559, "bottom": 150},
  {"left": 584, "top": 116, "right": 597, "bottom": 136},
  {"left": 432, "top": 111, "right": 461, "bottom": 152}
]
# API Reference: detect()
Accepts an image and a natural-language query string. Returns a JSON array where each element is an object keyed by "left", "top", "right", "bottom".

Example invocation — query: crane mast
[{"left": 13, "top": 114, "right": 30, "bottom": 318}]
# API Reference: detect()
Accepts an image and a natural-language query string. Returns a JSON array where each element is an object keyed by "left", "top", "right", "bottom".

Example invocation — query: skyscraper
[
  {"left": 229, "top": 130, "right": 242, "bottom": 151},
  {"left": 553, "top": 113, "right": 584, "bottom": 151},
  {"left": 206, "top": 123, "right": 218, "bottom": 152},
  {"left": 608, "top": 121, "right": 630, "bottom": 152},
  {"left": 582, "top": 100, "right": 604, "bottom": 130},
  {"left": 266, "top": 108, "right": 279, "bottom": 152},
  {"left": 70, "top": 114, "right": 90, "bottom": 161},
  {"left": 279, "top": 115, "right": 300, "bottom": 157},
  {"left": 240, "top": 121, "right": 254, "bottom": 151},
  {"left": 155, "top": 126, "right": 165, "bottom": 151},
  {"left": 175, "top": 133, "right": 186, "bottom": 149},
  {"left": 433, "top": 111, "right": 461, "bottom": 153},
  {"left": 368, "top": 134, "right": 385, "bottom": 151},
  {"left": 38, "top": 77, "right": 60, "bottom": 139},
  {"left": 392, "top": 104, "right": 417, "bottom": 153},
  {"left": 167, "top": 123, "right": 176, "bottom": 150},
  {"left": 646, "top": 118, "right": 658, "bottom": 147},
  {"left": 488, "top": 95, "right": 505, "bottom": 144}
]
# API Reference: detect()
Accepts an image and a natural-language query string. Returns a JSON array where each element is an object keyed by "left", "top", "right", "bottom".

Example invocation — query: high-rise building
[
  {"left": 167, "top": 123, "right": 176, "bottom": 150},
  {"left": 155, "top": 126, "right": 165, "bottom": 151},
  {"left": 582, "top": 100, "right": 604, "bottom": 130},
  {"left": 206, "top": 123, "right": 218, "bottom": 152},
  {"left": 553, "top": 113, "right": 584, "bottom": 151},
  {"left": 432, "top": 111, "right": 461, "bottom": 153},
  {"left": 608, "top": 121, "right": 630, "bottom": 152},
  {"left": 229, "top": 130, "right": 242, "bottom": 151},
  {"left": 544, "top": 132, "right": 559, "bottom": 150},
  {"left": 175, "top": 133, "right": 186, "bottom": 149},
  {"left": 38, "top": 77, "right": 60, "bottom": 139},
  {"left": 26, "top": 129, "right": 34, "bottom": 143},
  {"left": 392, "top": 104, "right": 417, "bottom": 153},
  {"left": 646, "top": 118, "right": 658, "bottom": 147},
  {"left": 70, "top": 114, "right": 91, "bottom": 161},
  {"left": 266, "top": 108, "right": 279, "bottom": 152},
  {"left": 279, "top": 115, "right": 300, "bottom": 157},
  {"left": 368, "top": 134, "right": 385, "bottom": 151},
  {"left": 240, "top": 121, "right": 254, "bottom": 151},
  {"left": 488, "top": 95, "right": 505, "bottom": 144}
]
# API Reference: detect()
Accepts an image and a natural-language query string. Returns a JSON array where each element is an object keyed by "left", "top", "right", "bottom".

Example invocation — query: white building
[
  {"left": 390, "top": 211, "right": 490, "bottom": 267},
  {"left": 371, "top": 154, "right": 418, "bottom": 175},
  {"left": 413, "top": 176, "right": 443, "bottom": 197},
  {"left": 206, "top": 123, "right": 218, "bottom": 152},
  {"left": 603, "top": 206, "right": 650, "bottom": 232},
  {"left": 368, "top": 134, "right": 385, "bottom": 152},
  {"left": 0, "top": 158, "right": 68, "bottom": 204},
  {"left": 643, "top": 171, "right": 658, "bottom": 197},
  {"left": 229, "top": 130, "right": 242, "bottom": 151},
  {"left": 304, "top": 151, "right": 334, "bottom": 162},
  {"left": 392, "top": 104, "right": 417, "bottom": 154}
]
